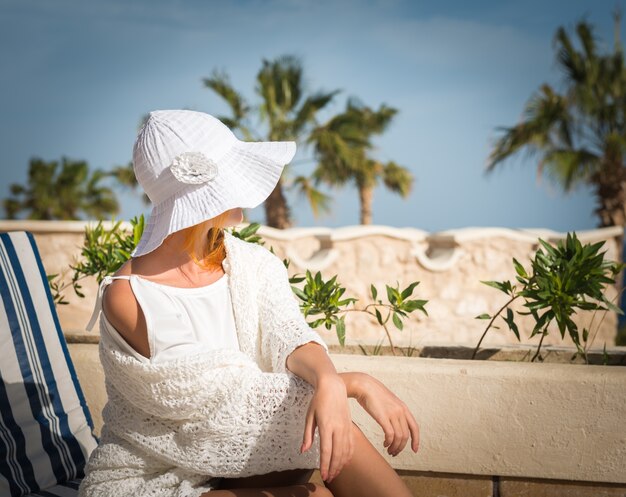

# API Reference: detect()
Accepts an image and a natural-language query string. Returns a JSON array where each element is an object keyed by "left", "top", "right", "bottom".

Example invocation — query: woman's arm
[
  {"left": 285, "top": 341, "right": 340, "bottom": 388},
  {"left": 284, "top": 342, "right": 365, "bottom": 398},
  {"left": 288, "top": 343, "right": 420, "bottom": 461},
  {"left": 285, "top": 341, "right": 353, "bottom": 484}
]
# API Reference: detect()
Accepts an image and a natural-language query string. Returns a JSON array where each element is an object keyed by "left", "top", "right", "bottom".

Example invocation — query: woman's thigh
[
  {"left": 218, "top": 468, "right": 315, "bottom": 489},
  {"left": 200, "top": 482, "right": 331, "bottom": 497}
]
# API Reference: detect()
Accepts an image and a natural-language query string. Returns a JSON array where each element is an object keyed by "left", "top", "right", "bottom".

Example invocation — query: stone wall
[
  {"left": 1, "top": 220, "right": 623, "bottom": 350},
  {"left": 66, "top": 342, "right": 626, "bottom": 495}
]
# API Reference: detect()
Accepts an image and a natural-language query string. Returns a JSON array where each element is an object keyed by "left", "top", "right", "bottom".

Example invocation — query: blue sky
[{"left": 0, "top": 0, "right": 621, "bottom": 231}]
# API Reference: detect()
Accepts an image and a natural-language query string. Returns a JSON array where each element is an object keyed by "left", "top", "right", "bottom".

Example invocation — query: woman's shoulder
[{"left": 101, "top": 274, "right": 151, "bottom": 360}]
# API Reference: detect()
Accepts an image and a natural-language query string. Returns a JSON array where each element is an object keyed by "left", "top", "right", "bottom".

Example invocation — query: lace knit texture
[{"left": 78, "top": 231, "right": 329, "bottom": 497}]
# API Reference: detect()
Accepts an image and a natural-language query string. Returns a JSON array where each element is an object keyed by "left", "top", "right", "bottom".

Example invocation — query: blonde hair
[{"left": 179, "top": 210, "right": 231, "bottom": 270}]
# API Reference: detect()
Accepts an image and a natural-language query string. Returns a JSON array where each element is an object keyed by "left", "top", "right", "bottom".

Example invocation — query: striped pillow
[{"left": 0, "top": 231, "right": 98, "bottom": 497}]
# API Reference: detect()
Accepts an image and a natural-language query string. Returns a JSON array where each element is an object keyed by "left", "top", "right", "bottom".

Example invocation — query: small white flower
[{"left": 169, "top": 151, "right": 218, "bottom": 184}]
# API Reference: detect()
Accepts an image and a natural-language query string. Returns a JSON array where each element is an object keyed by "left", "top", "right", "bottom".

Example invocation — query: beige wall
[
  {"left": 68, "top": 342, "right": 626, "bottom": 486},
  {"left": 1, "top": 220, "right": 623, "bottom": 351}
]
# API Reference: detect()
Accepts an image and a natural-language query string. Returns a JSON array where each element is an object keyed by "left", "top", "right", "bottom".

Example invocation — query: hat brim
[{"left": 130, "top": 139, "right": 296, "bottom": 258}]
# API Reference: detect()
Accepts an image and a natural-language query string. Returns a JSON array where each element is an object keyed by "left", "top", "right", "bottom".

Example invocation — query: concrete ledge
[
  {"left": 68, "top": 343, "right": 626, "bottom": 486},
  {"left": 331, "top": 354, "right": 626, "bottom": 484}
]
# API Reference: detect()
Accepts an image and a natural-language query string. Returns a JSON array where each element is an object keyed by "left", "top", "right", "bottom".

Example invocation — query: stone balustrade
[{"left": 1, "top": 220, "right": 623, "bottom": 350}]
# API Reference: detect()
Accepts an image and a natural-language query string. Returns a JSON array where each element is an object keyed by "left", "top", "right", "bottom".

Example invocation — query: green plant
[
  {"left": 286, "top": 272, "right": 428, "bottom": 353},
  {"left": 51, "top": 218, "right": 427, "bottom": 350},
  {"left": 227, "top": 223, "right": 429, "bottom": 350},
  {"left": 472, "top": 231, "right": 625, "bottom": 362},
  {"left": 49, "top": 215, "right": 145, "bottom": 304},
  {"left": 229, "top": 222, "right": 266, "bottom": 245}
]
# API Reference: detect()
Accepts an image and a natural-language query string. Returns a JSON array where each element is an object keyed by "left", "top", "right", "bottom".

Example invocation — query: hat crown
[{"left": 132, "top": 109, "right": 237, "bottom": 204}]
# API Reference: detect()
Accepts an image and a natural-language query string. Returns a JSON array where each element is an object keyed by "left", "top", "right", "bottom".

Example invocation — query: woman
[{"left": 79, "top": 109, "right": 419, "bottom": 497}]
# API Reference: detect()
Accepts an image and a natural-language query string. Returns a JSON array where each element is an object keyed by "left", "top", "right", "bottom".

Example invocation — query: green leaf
[
  {"left": 375, "top": 308, "right": 384, "bottom": 325},
  {"left": 291, "top": 286, "right": 308, "bottom": 301},
  {"left": 512, "top": 257, "right": 528, "bottom": 278},
  {"left": 370, "top": 284, "right": 378, "bottom": 301},
  {"left": 336, "top": 316, "right": 346, "bottom": 346},
  {"left": 505, "top": 308, "right": 520, "bottom": 341},
  {"left": 392, "top": 312, "right": 403, "bottom": 330},
  {"left": 480, "top": 280, "right": 511, "bottom": 294},
  {"left": 386, "top": 284, "right": 397, "bottom": 304},
  {"left": 400, "top": 281, "right": 420, "bottom": 300},
  {"left": 537, "top": 238, "right": 558, "bottom": 258},
  {"left": 475, "top": 313, "right": 491, "bottom": 320}
]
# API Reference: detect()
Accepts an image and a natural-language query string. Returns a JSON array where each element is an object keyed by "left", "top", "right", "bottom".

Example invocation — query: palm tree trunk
[
  {"left": 358, "top": 185, "right": 373, "bottom": 224},
  {"left": 264, "top": 179, "right": 291, "bottom": 229},
  {"left": 591, "top": 165, "right": 626, "bottom": 344},
  {"left": 591, "top": 165, "right": 626, "bottom": 254}
]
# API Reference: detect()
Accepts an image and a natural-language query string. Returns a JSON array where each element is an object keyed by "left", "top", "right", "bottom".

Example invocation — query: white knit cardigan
[{"left": 78, "top": 231, "right": 329, "bottom": 497}]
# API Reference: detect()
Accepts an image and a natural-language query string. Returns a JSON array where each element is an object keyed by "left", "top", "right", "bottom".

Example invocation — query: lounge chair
[{"left": 0, "top": 230, "right": 98, "bottom": 496}]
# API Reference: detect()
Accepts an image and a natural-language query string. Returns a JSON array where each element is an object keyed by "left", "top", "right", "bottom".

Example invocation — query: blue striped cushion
[
  {"left": 24, "top": 478, "right": 81, "bottom": 496},
  {"left": 0, "top": 231, "right": 97, "bottom": 497}
]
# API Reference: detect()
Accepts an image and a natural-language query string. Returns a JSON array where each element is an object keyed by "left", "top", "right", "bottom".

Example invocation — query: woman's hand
[
  {"left": 300, "top": 374, "right": 353, "bottom": 483},
  {"left": 350, "top": 372, "right": 420, "bottom": 456}
]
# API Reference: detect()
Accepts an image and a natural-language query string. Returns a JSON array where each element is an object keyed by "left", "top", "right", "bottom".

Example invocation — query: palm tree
[
  {"left": 485, "top": 13, "right": 626, "bottom": 332},
  {"left": 309, "top": 97, "right": 413, "bottom": 224},
  {"left": 3, "top": 157, "right": 118, "bottom": 220},
  {"left": 203, "top": 54, "right": 340, "bottom": 228}
]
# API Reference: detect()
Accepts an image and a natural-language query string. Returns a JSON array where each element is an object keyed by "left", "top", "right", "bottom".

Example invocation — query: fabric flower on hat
[{"left": 169, "top": 151, "right": 218, "bottom": 184}]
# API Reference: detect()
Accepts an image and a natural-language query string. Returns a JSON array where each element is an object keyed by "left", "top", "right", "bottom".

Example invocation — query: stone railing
[{"left": 1, "top": 219, "right": 623, "bottom": 350}]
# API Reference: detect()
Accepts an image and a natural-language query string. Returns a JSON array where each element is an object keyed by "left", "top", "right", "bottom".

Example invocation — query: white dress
[{"left": 92, "top": 273, "right": 241, "bottom": 363}]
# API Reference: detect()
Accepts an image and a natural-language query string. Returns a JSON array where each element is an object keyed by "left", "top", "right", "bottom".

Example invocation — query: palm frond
[
  {"left": 291, "top": 175, "right": 333, "bottom": 217},
  {"left": 203, "top": 68, "right": 250, "bottom": 127},
  {"left": 382, "top": 161, "right": 414, "bottom": 197},
  {"left": 292, "top": 89, "right": 342, "bottom": 135}
]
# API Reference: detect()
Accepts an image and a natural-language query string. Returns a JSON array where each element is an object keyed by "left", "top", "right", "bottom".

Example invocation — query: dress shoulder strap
[{"left": 85, "top": 275, "right": 132, "bottom": 332}]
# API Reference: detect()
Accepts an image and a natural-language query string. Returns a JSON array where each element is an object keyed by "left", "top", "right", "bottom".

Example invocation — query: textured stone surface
[
  {"left": 4, "top": 220, "right": 622, "bottom": 350},
  {"left": 67, "top": 343, "right": 626, "bottom": 484}
]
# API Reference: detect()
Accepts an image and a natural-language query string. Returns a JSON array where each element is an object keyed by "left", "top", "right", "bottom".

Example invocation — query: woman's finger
[
  {"left": 319, "top": 423, "right": 333, "bottom": 481},
  {"left": 341, "top": 424, "right": 353, "bottom": 474},
  {"left": 380, "top": 418, "right": 394, "bottom": 449},
  {"left": 406, "top": 409, "right": 420, "bottom": 452},
  {"left": 341, "top": 423, "right": 353, "bottom": 471},
  {"left": 388, "top": 415, "right": 404, "bottom": 455},
  {"left": 350, "top": 426, "right": 355, "bottom": 460},
  {"left": 396, "top": 415, "right": 410, "bottom": 454},
  {"left": 301, "top": 409, "right": 316, "bottom": 453},
  {"left": 327, "top": 429, "right": 344, "bottom": 482},
  {"left": 339, "top": 422, "right": 353, "bottom": 479}
]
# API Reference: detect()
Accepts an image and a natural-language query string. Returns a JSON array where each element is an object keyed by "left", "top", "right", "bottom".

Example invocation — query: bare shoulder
[{"left": 102, "top": 264, "right": 150, "bottom": 359}]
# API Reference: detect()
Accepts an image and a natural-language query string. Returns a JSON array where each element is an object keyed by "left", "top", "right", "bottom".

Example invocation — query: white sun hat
[{"left": 129, "top": 109, "right": 296, "bottom": 258}]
